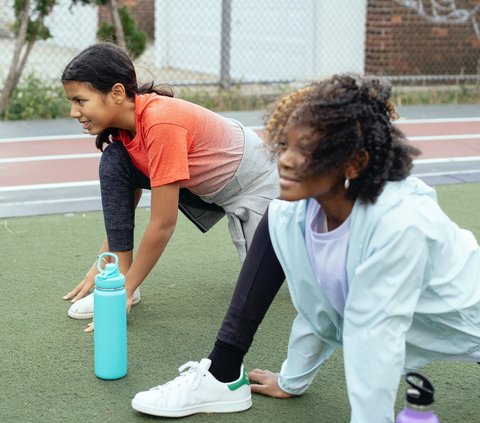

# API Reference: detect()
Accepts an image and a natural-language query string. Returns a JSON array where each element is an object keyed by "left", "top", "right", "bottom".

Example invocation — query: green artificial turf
[{"left": 1, "top": 182, "right": 479, "bottom": 422}]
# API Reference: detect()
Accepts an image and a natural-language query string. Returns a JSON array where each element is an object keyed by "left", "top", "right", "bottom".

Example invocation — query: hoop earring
[{"left": 344, "top": 178, "right": 350, "bottom": 190}]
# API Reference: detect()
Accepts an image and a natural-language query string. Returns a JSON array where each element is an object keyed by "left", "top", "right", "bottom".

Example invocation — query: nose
[
  {"left": 70, "top": 104, "right": 81, "bottom": 118},
  {"left": 278, "top": 148, "right": 299, "bottom": 170}
]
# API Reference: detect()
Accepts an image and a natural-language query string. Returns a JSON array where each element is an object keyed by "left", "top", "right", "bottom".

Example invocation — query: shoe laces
[{"left": 150, "top": 361, "right": 207, "bottom": 392}]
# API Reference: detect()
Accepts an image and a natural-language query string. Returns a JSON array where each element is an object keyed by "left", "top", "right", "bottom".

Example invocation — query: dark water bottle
[
  {"left": 93, "top": 252, "right": 127, "bottom": 380},
  {"left": 396, "top": 372, "right": 440, "bottom": 423}
]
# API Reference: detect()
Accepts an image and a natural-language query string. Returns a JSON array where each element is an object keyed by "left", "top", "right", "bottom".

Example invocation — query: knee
[
  {"left": 99, "top": 142, "right": 130, "bottom": 178},
  {"left": 101, "top": 141, "right": 129, "bottom": 163}
]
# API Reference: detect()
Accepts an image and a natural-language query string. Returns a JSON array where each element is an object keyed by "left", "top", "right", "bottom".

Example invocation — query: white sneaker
[
  {"left": 67, "top": 288, "right": 141, "bottom": 319},
  {"left": 131, "top": 358, "right": 252, "bottom": 417}
]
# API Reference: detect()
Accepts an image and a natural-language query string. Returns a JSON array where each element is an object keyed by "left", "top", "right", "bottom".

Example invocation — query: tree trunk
[
  {"left": 107, "top": 0, "right": 127, "bottom": 51},
  {"left": 12, "top": 14, "right": 44, "bottom": 90},
  {"left": 0, "top": 0, "right": 30, "bottom": 115}
]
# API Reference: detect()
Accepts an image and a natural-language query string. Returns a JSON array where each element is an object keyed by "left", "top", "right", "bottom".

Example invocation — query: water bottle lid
[
  {"left": 405, "top": 372, "right": 435, "bottom": 406},
  {"left": 95, "top": 253, "right": 125, "bottom": 289}
]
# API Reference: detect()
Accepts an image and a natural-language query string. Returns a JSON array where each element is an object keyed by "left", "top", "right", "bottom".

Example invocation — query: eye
[
  {"left": 275, "top": 140, "right": 287, "bottom": 152},
  {"left": 77, "top": 99, "right": 86, "bottom": 106},
  {"left": 298, "top": 144, "right": 313, "bottom": 155}
]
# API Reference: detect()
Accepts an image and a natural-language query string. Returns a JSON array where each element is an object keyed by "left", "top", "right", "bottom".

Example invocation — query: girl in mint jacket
[
  {"left": 131, "top": 74, "right": 480, "bottom": 422},
  {"left": 268, "top": 176, "right": 480, "bottom": 422}
]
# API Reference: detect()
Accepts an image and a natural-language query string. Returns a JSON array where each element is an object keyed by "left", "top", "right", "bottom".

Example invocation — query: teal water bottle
[{"left": 94, "top": 252, "right": 127, "bottom": 380}]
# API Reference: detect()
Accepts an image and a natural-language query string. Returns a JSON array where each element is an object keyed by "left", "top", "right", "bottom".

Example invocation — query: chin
[{"left": 279, "top": 191, "right": 304, "bottom": 202}]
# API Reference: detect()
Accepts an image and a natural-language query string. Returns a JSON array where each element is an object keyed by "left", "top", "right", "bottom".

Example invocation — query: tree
[
  {"left": 97, "top": 6, "right": 147, "bottom": 59},
  {"left": 104, "top": 0, "right": 126, "bottom": 50},
  {"left": 72, "top": 0, "right": 148, "bottom": 58},
  {"left": 72, "top": 0, "right": 127, "bottom": 51},
  {"left": 0, "top": 0, "right": 56, "bottom": 115}
]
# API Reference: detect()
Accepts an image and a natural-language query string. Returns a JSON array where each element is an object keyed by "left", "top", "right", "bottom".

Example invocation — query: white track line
[
  {"left": 0, "top": 181, "right": 99, "bottom": 192},
  {"left": 415, "top": 156, "right": 480, "bottom": 164},
  {"left": 2, "top": 155, "right": 480, "bottom": 193},
  {"left": 0, "top": 153, "right": 100, "bottom": 164},
  {"left": 1, "top": 120, "right": 480, "bottom": 191},
  {"left": 1, "top": 117, "right": 479, "bottom": 144},
  {"left": 395, "top": 117, "right": 480, "bottom": 124},
  {"left": 416, "top": 169, "right": 480, "bottom": 178},
  {"left": 1, "top": 135, "right": 479, "bottom": 164},
  {"left": 0, "top": 134, "right": 92, "bottom": 143},
  {"left": 409, "top": 134, "right": 480, "bottom": 141}
]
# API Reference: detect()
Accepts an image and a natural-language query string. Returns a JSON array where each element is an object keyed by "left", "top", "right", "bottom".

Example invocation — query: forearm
[
  {"left": 85, "top": 238, "right": 110, "bottom": 281},
  {"left": 278, "top": 314, "right": 335, "bottom": 395},
  {"left": 123, "top": 222, "right": 175, "bottom": 296}
]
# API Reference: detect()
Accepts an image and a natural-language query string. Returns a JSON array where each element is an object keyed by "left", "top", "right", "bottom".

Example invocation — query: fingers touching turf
[
  {"left": 247, "top": 369, "right": 295, "bottom": 399},
  {"left": 63, "top": 279, "right": 94, "bottom": 302}
]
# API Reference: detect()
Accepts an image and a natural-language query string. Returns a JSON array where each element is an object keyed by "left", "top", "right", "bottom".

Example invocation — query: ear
[
  {"left": 110, "top": 83, "right": 127, "bottom": 104},
  {"left": 345, "top": 149, "right": 369, "bottom": 181}
]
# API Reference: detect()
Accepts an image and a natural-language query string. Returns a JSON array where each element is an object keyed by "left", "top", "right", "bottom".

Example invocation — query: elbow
[{"left": 149, "top": 217, "right": 177, "bottom": 241}]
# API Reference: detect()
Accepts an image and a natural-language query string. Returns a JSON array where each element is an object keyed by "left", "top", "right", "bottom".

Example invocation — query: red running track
[{"left": 1, "top": 118, "right": 480, "bottom": 189}]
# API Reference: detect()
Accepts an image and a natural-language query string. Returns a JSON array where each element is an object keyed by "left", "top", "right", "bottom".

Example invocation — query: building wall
[
  {"left": 366, "top": 0, "right": 480, "bottom": 77},
  {"left": 153, "top": 0, "right": 366, "bottom": 81},
  {"left": 99, "top": 0, "right": 155, "bottom": 39}
]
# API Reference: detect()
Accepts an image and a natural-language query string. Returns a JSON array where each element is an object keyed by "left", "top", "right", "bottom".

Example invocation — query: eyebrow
[
  {"left": 68, "top": 95, "right": 86, "bottom": 102},
  {"left": 297, "top": 135, "right": 314, "bottom": 144}
]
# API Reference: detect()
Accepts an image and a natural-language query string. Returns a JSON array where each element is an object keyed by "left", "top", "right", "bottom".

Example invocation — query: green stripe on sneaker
[{"left": 227, "top": 369, "right": 250, "bottom": 391}]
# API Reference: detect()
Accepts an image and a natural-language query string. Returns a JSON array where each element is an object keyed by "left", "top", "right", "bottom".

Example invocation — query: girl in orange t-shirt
[{"left": 61, "top": 43, "right": 278, "bottom": 331}]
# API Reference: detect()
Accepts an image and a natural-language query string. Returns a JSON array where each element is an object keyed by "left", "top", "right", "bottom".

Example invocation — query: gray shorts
[
  {"left": 199, "top": 124, "right": 279, "bottom": 261},
  {"left": 98, "top": 122, "right": 279, "bottom": 261}
]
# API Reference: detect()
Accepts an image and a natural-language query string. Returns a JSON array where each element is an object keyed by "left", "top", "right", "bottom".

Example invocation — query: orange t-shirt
[{"left": 117, "top": 94, "right": 244, "bottom": 195}]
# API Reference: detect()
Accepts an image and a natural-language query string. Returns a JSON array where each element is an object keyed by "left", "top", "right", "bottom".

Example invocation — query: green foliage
[
  {"left": 97, "top": 7, "right": 147, "bottom": 59},
  {"left": 1, "top": 74, "right": 478, "bottom": 121},
  {"left": 0, "top": 74, "right": 70, "bottom": 120},
  {"left": 177, "top": 85, "right": 282, "bottom": 112},
  {"left": 393, "top": 82, "right": 480, "bottom": 106},
  {"left": 13, "top": 0, "right": 55, "bottom": 41}
]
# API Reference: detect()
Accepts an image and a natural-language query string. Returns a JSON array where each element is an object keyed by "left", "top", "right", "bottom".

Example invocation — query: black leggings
[
  {"left": 99, "top": 142, "right": 150, "bottom": 251},
  {"left": 101, "top": 143, "right": 284, "bottom": 367},
  {"left": 215, "top": 210, "right": 285, "bottom": 353},
  {"left": 99, "top": 142, "right": 225, "bottom": 251}
]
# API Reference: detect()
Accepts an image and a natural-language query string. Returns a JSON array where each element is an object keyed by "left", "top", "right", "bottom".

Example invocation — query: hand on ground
[
  {"left": 127, "top": 294, "right": 133, "bottom": 313},
  {"left": 247, "top": 369, "right": 296, "bottom": 399},
  {"left": 63, "top": 277, "right": 94, "bottom": 303}
]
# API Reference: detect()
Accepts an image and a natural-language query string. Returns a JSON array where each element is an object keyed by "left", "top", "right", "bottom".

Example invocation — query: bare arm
[
  {"left": 122, "top": 183, "right": 179, "bottom": 297},
  {"left": 63, "top": 188, "right": 144, "bottom": 302}
]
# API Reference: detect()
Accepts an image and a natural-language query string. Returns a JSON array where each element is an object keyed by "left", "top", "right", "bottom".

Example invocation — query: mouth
[
  {"left": 79, "top": 120, "right": 92, "bottom": 132},
  {"left": 279, "top": 174, "right": 300, "bottom": 189}
]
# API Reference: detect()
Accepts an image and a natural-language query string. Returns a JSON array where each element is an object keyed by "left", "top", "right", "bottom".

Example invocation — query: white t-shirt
[{"left": 305, "top": 199, "right": 351, "bottom": 316}]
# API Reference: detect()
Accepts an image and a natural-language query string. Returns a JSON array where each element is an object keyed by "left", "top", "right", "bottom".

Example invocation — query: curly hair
[
  {"left": 264, "top": 74, "right": 420, "bottom": 203},
  {"left": 264, "top": 86, "right": 313, "bottom": 143}
]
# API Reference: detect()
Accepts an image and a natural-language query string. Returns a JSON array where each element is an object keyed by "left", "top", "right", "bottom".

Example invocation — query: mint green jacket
[{"left": 268, "top": 177, "right": 480, "bottom": 423}]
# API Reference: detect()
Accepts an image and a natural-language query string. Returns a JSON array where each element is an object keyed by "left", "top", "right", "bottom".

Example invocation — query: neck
[
  {"left": 318, "top": 198, "right": 354, "bottom": 231},
  {"left": 114, "top": 98, "right": 137, "bottom": 136}
]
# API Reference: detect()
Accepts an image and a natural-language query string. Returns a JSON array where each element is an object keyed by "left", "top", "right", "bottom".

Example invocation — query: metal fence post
[{"left": 220, "top": 0, "right": 232, "bottom": 89}]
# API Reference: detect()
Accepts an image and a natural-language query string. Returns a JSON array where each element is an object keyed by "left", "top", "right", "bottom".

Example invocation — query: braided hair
[
  {"left": 62, "top": 42, "right": 174, "bottom": 151},
  {"left": 265, "top": 74, "right": 420, "bottom": 203}
]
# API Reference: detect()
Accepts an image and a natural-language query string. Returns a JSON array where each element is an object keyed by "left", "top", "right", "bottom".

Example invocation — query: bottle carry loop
[
  {"left": 97, "top": 252, "right": 119, "bottom": 273},
  {"left": 405, "top": 372, "right": 435, "bottom": 406}
]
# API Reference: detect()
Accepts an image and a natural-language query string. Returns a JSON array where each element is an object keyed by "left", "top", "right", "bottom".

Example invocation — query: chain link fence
[{"left": 1, "top": 0, "right": 479, "bottom": 92}]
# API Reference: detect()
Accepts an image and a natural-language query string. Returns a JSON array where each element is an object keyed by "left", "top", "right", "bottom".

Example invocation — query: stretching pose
[
  {"left": 131, "top": 74, "right": 480, "bottom": 422},
  {"left": 61, "top": 42, "right": 278, "bottom": 330}
]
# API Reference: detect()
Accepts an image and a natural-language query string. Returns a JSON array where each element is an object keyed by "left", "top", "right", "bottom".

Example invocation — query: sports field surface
[{"left": 1, "top": 182, "right": 479, "bottom": 422}]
